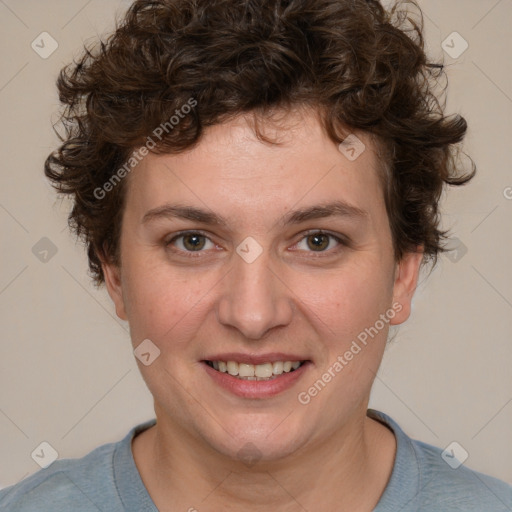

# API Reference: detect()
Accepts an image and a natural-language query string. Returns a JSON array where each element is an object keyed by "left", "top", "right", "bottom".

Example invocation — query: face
[{"left": 103, "top": 109, "right": 421, "bottom": 462}]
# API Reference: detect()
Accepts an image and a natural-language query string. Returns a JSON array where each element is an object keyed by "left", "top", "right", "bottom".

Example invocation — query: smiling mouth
[{"left": 204, "top": 360, "right": 307, "bottom": 380}]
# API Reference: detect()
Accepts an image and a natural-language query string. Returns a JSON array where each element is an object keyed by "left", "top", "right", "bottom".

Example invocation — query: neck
[{"left": 132, "top": 407, "right": 396, "bottom": 512}]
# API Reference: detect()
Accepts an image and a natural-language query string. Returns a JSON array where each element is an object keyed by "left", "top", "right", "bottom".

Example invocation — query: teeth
[
  {"left": 227, "top": 361, "right": 239, "bottom": 376},
  {"left": 209, "top": 360, "right": 304, "bottom": 380},
  {"left": 255, "top": 363, "right": 273, "bottom": 378},
  {"left": 238, "top": 363, "right": 254, "bottom": 377},
  {"left": 272, "top": 361, "right": 284, "bottom": 374}
]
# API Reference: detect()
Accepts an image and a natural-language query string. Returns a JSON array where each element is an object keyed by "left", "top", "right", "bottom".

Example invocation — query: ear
[
  {"left": 102, "top": 259, "right": 128, "bottom": 321},
  {"left": 390, "top": 249, "right": 423, "bottom": 325}
]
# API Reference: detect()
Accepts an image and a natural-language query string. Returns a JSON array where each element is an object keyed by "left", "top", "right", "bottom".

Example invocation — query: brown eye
[
  {"left": 167, "top": 232, "right": 214, "bottom": 253},
  {"left": 293, "top": 231, "right": 345, "bottom": 254},
  {"left": 182, "top": 233, "right": 206, "bottom": 251},
  {"left": 306, "top": 233, "right": 330, "bottom": 251}
]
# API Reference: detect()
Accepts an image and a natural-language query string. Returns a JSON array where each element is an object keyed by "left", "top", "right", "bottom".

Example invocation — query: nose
[{"left": 216, "top": 248, "right": 294, "bottom": 340}]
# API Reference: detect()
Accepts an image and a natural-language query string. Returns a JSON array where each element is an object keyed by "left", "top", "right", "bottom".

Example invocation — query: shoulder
[
  {"left": 369, "top": 409, "right": 512, "bottom": 512},
  {"left": 0, "top": 420, "right": 156, "bottom": 512},
  {"left": 0, "top": 441, "right": 118, "bottom": 512},
  {"left": 411, "top": 437, "right": 512, "bottom": 510}
]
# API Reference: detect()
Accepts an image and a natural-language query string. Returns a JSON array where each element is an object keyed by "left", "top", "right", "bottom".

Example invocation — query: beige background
[{"left": 0, "top": 0, "right": 511, "bottom": 490}]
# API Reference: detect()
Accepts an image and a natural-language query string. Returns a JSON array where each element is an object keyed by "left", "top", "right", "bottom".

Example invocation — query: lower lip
[{"left": 202, "top": 362, "right": 311, "bottom": 399}]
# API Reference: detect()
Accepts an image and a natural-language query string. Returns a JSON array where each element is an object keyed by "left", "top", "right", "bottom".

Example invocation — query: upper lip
[{"left": 203, "top": 353, "right": 310, "bottom": 365}]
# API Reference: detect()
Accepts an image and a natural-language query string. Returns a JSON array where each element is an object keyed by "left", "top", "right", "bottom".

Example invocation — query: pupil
[
  {"left": 184, "top": 234, "right": 205, "bottom": 251},
  {"left": 308, "top": 234, "right": 328, "bottom": 251}
]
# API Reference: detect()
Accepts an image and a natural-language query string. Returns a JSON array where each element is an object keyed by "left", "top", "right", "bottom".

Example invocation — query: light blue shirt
[{"left": 1, "top": 409, "right": 511, "bottom": 511}]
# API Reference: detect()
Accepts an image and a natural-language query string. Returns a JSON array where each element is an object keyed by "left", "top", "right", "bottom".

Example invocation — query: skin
[{"left": 102, "top": 108, "right": 423, "bottom": 511}]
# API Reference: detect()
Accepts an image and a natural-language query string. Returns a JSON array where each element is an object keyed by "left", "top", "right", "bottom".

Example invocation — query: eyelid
[
  {"left": 165, "top": 229, "right": 212, "bottom": 244},
  {"left": 298, "top": 229, "right": 349, "bottom": 243}
]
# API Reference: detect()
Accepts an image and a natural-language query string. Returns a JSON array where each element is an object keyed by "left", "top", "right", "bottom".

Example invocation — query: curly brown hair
[{"left": 45, "top": 0, "right": 474, "bottom": 286}]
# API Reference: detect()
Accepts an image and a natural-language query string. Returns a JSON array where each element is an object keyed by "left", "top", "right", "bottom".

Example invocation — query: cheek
[
  {"left": 294, "top": 261, "right": 393, "bottom": 338},
  {"left": 121, "top": 257, "right": 213, "bottom": 347},
  {"left": 292, "top": 268, "right": 394, "bottom": 426}
]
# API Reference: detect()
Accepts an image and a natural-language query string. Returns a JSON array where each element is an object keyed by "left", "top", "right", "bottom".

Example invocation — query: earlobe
[
  {"left": 102, "top": 260, "right": 128, "bottom": 321},
  {"left": 390, "top": 249, "right": 423, "bottom": 325}
]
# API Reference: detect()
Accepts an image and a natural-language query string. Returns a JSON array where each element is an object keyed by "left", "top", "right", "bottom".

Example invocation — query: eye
[
  {"left": 293, "top": 231, "right": 345, "bottom": 253},
  {"left": 166, "top": 231, "right": 216, "bottom": 253},
  {"left": 165, "top": 230, "right": 346, "bottom": 258}
]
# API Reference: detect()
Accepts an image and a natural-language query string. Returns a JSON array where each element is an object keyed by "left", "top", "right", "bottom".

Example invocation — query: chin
[{"left": 199, "top": 413, "right": 310, "bottom": 464}]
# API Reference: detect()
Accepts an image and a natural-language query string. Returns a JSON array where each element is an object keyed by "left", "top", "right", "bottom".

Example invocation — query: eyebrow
[{"left": 141, "top": 200, "right": 368, "bottom": 227}]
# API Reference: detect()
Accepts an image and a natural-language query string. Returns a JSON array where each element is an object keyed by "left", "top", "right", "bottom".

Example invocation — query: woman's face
[{"left": 103, "top": 110, "right": 420, "bottom": 462}]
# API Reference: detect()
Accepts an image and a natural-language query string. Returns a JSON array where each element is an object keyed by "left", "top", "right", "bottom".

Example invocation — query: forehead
[{"left": 123, "top": 110, "right": 386, "bottom": 229}]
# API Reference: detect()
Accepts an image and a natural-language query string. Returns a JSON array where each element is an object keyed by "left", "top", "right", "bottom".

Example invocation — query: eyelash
[{"left": 164, "top": 230, "right": 348, "bottom": 258}]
